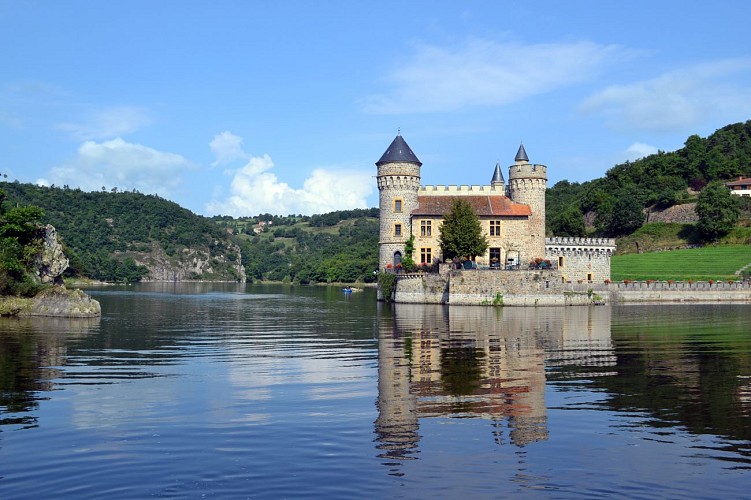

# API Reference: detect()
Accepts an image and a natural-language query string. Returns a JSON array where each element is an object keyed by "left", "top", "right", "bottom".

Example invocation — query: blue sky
[{"left": 2, "top": 1, "right": 750, "bottom": 217}]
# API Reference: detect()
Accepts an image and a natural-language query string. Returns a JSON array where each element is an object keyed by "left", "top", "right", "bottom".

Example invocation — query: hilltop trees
[
  {"left": 439, "top": 199, "right": 488, "bottom": 260},
  {"left": 695, "top": 181, "right": 740, "bottom": 241},
  {"left": 546, "top": 120, "right": 751, "bottom": 239}
]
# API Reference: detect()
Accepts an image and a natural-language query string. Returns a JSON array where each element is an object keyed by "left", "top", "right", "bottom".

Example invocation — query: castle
[{"left": 376, "top": 133, "right": 615, "bottom": 285}]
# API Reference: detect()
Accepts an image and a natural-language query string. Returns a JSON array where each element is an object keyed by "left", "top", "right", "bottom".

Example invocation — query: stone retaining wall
[{"left": 390, "top": 270, "right": 751, "bottom": 306}]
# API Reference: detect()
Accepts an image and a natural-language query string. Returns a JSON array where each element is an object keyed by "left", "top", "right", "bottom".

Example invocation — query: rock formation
[
  {"left": 0, "top": 223, "right": 103, "bottom": 318},
  {"left": 32, "top": 224, "right": 70, "bottom": 285}
]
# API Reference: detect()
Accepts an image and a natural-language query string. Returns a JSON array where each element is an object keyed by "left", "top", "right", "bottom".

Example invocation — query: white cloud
[
  {"left": 47, "top": 138, "right": 193, "bottom": 194},
  {"left": 207, "top": 155, "right": 373, "bottom": 217},
  {"left": 623, "top": 142, "right": 658, "bottom": 161},
  {"left": 210, "top": 131, "right": 248, "bottom": 166},
  {"left": 580, "top": 58, "right": 751, "bottom": 132},
  {"left": 57, "top": 106, "right": 151, "bottom": 140},
  {"left": 362, "top": 38, "right": 629, "bottom": 114},
  {"left": 205, "top": 132, "right": 372, "bottom": 216}
]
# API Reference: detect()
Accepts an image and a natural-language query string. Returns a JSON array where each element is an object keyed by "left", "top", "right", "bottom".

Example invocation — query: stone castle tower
[
  {"left": 376, "top": 133, "right": 421, "bottom": 269},
  {"left": 507, "top": 144, "right": 547, "bottom": 259}
]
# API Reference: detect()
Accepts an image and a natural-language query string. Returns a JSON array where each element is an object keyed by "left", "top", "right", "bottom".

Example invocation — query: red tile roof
[
  {"left": 411, "top": 195, "right": 531, "bottom": 217},
  {"left": 725, "top": 177, "right": 751, "bottom": 187}
]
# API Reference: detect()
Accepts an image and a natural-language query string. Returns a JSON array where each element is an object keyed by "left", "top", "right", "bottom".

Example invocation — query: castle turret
[
  {"left": 376, "top": 133, "right": 421, "bottom": 270},
  {"left": 508, "top": 144, "right": 547, "bottom": 260},
  {"left": 490, "top": 162, "right": 505, "bottom": 189}
]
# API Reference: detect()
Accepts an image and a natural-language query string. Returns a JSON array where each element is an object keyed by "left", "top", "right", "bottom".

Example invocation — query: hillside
[
  {"left": 212, "top": 209, "right": 380, "bottom": 284},
  {"left": 546, "top": 120, "right": 751, "bottom": 244},
  {"left": 0, "top": 183, "right": 245, "bottom": 282}
]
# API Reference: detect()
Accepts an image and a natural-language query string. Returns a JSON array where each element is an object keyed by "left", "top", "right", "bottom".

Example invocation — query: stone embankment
[
  {"left": 385, "top": 267, "right": 751, "bottom": 305},
  {"left": 595, "top": 280, "right": 751, "bottom": 303}
]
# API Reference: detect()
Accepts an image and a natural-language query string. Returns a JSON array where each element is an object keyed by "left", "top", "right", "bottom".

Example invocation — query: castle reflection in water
[{"left": 375, "top": 305, "right": 614, "bottom": 462}]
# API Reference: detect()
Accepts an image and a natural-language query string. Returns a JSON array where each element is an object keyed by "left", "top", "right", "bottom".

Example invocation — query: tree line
[{"left": 546, "top": 120, "right": 751, "bottom": 240}]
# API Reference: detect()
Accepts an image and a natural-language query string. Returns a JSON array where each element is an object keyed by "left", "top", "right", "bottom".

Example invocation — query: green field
[{"left": 611, "top": 244, "right": 751, "bottom": 281}]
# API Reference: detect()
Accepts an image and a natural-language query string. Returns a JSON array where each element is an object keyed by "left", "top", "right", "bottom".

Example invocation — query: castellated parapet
[
  {"left": 419, "top": 185, "right": 506, "bottom": 195},
  {"left": 545, "top": 237, "right": 616, "bottom": 283}
]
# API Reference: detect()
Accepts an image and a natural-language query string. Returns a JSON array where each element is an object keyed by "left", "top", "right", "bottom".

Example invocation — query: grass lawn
[{"left": 611, "top": 244, "right": 751, "bottom": 281}]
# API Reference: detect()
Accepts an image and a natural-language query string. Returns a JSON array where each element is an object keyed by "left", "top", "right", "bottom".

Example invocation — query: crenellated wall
[
  {"left": 545, "top": 237, "right": 615, "bottom": 284},
  {"left": 418, "top": 184, "right": 506, "bottom": 195}
]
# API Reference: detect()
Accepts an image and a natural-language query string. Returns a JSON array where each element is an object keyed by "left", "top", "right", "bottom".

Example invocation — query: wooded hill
[
  {"left": 1, "top": 181, "right": 379, "bottom": 284},
  {"left": 0, "top": 183, "right": 243, "bottom": 282},
  {"left": 546, "top": 120, "right": 751, "bottom": 241},
  {"left": 212, "top": 209, "right": 379, "bottom": 284}
]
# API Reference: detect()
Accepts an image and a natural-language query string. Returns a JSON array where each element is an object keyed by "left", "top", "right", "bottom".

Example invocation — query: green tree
[
  {"left": 438, "top": 199, "right": 488, "bottom": 261},
  {"left": 607, "top": 196, "right": 645, "bottom": 236},
  {"left": 550, "top": 206, "right": 586, "bottom": 237},
  {"left": 695, "top": 181, "right": 740, "bottom": 241},
  {"left": 401, "top": 234, "right": 416, "bottom": 271},
  {"left": 0, "top": 189, "right": 46, "bottom": 296}
]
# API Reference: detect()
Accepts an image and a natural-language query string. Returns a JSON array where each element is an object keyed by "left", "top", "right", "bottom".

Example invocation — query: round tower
[
  {"left": 507, "top": 144, "right": 547, "bottom": 260},
  {"left": 376, "top": 133, "right": 421, "bottom": 270}
]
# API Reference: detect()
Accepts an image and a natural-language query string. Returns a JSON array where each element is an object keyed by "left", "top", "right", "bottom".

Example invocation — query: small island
[{"left": 0, "top": 190, "right": 100, "bottom": 318}]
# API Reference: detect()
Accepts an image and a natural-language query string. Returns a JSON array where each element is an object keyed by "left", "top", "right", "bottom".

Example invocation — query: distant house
[
  {"left": 726, "top": 176, "right": 751, "bottom": 197},
  {"left": 252, "top": 220, "right": 273, "bottom": 234}
]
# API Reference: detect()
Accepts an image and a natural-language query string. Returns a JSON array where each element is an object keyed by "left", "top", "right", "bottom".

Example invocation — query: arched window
[{"left": 393, "top": 251, "right": 402, "bottom": 267}]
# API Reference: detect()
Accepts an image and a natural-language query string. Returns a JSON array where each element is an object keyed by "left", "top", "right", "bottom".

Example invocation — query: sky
[{"left": 2, "top": 1, "right": 751, "bottom": 217}]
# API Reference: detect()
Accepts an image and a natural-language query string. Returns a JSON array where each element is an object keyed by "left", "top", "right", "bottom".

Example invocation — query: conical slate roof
[
  {"left": 515, "top": 143, "right": 529, "bottom": 163},
  {"left": 376, "top": 133, "right": 422, "bottom": 166},
  {"left": 491, "top": 162, "right": 505, "bottom": 185}
]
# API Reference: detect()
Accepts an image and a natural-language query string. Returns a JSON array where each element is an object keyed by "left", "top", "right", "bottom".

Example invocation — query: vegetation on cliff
[
  {"left": 0, "top": 189, "right": 46, "bottom": 296},
  {"left": 0, "top": 183, "right": 240, "bottom": 282}
]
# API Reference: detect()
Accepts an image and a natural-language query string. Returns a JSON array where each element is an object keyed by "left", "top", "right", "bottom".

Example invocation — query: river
[{"left": 0, "top": 283, "right": 749, "bottom": 498}]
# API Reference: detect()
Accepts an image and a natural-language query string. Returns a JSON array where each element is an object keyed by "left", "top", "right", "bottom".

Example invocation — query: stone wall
[
  {"left": 393, "top": 267, "right": 594, "bottom": 306},
  {"left": 607, "top": 280, "right": 751, "bottom": 303},
  {"left": 645, "top": 203, "right": 698, "bottom": 224},
  {"left": 545, "top": 237, "right": 615, "bottom": 283},
  {"left": 389, "top": 270, "right": 751, "bottom": 306}
]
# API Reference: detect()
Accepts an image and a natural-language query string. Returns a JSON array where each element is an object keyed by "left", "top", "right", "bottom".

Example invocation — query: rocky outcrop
[
  {"left": 32, "top": 224, "right": 69, "bottom": 285},
  {"left": 646, "top": 203, "right": 698, "bottom": 224},
  {"left": 0, "top": 287, "right": 101, "bottom": 318},
  {"left": 129, "top": 240, "right": 246, "bottom": 282},
  {"left": 2, "top": 223, "right": 103, "bottom": 318},
  {"left": 28, "top": 287, "right": 101, "bottom": 317}
]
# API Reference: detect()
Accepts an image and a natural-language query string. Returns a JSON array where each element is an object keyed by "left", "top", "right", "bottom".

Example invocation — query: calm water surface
[{"left": 0, "top": 283, "right": 749, "bottom": 498}]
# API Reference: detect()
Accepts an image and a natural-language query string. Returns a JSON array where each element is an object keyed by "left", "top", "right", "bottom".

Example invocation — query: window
[
  {"left": 394, "top": 199, "right": 403, "bottom": 213},
  {"left": 558, "top": 256, "right": 564, "bottom": 268},
  {"left": 420, "top": 247, "right": 432, "bottom": 264},
  {"left": 489, "top": 220, "right": 501, "bottom": 236},
  {"left": 420, "top": 220, "right": 432, "bottom": 237},
  {"left": 587, "top": 273, "right": 593, "bottom": 282},
  {"left": 394, "top": 223, "right": 402, "bottom": 237}
]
